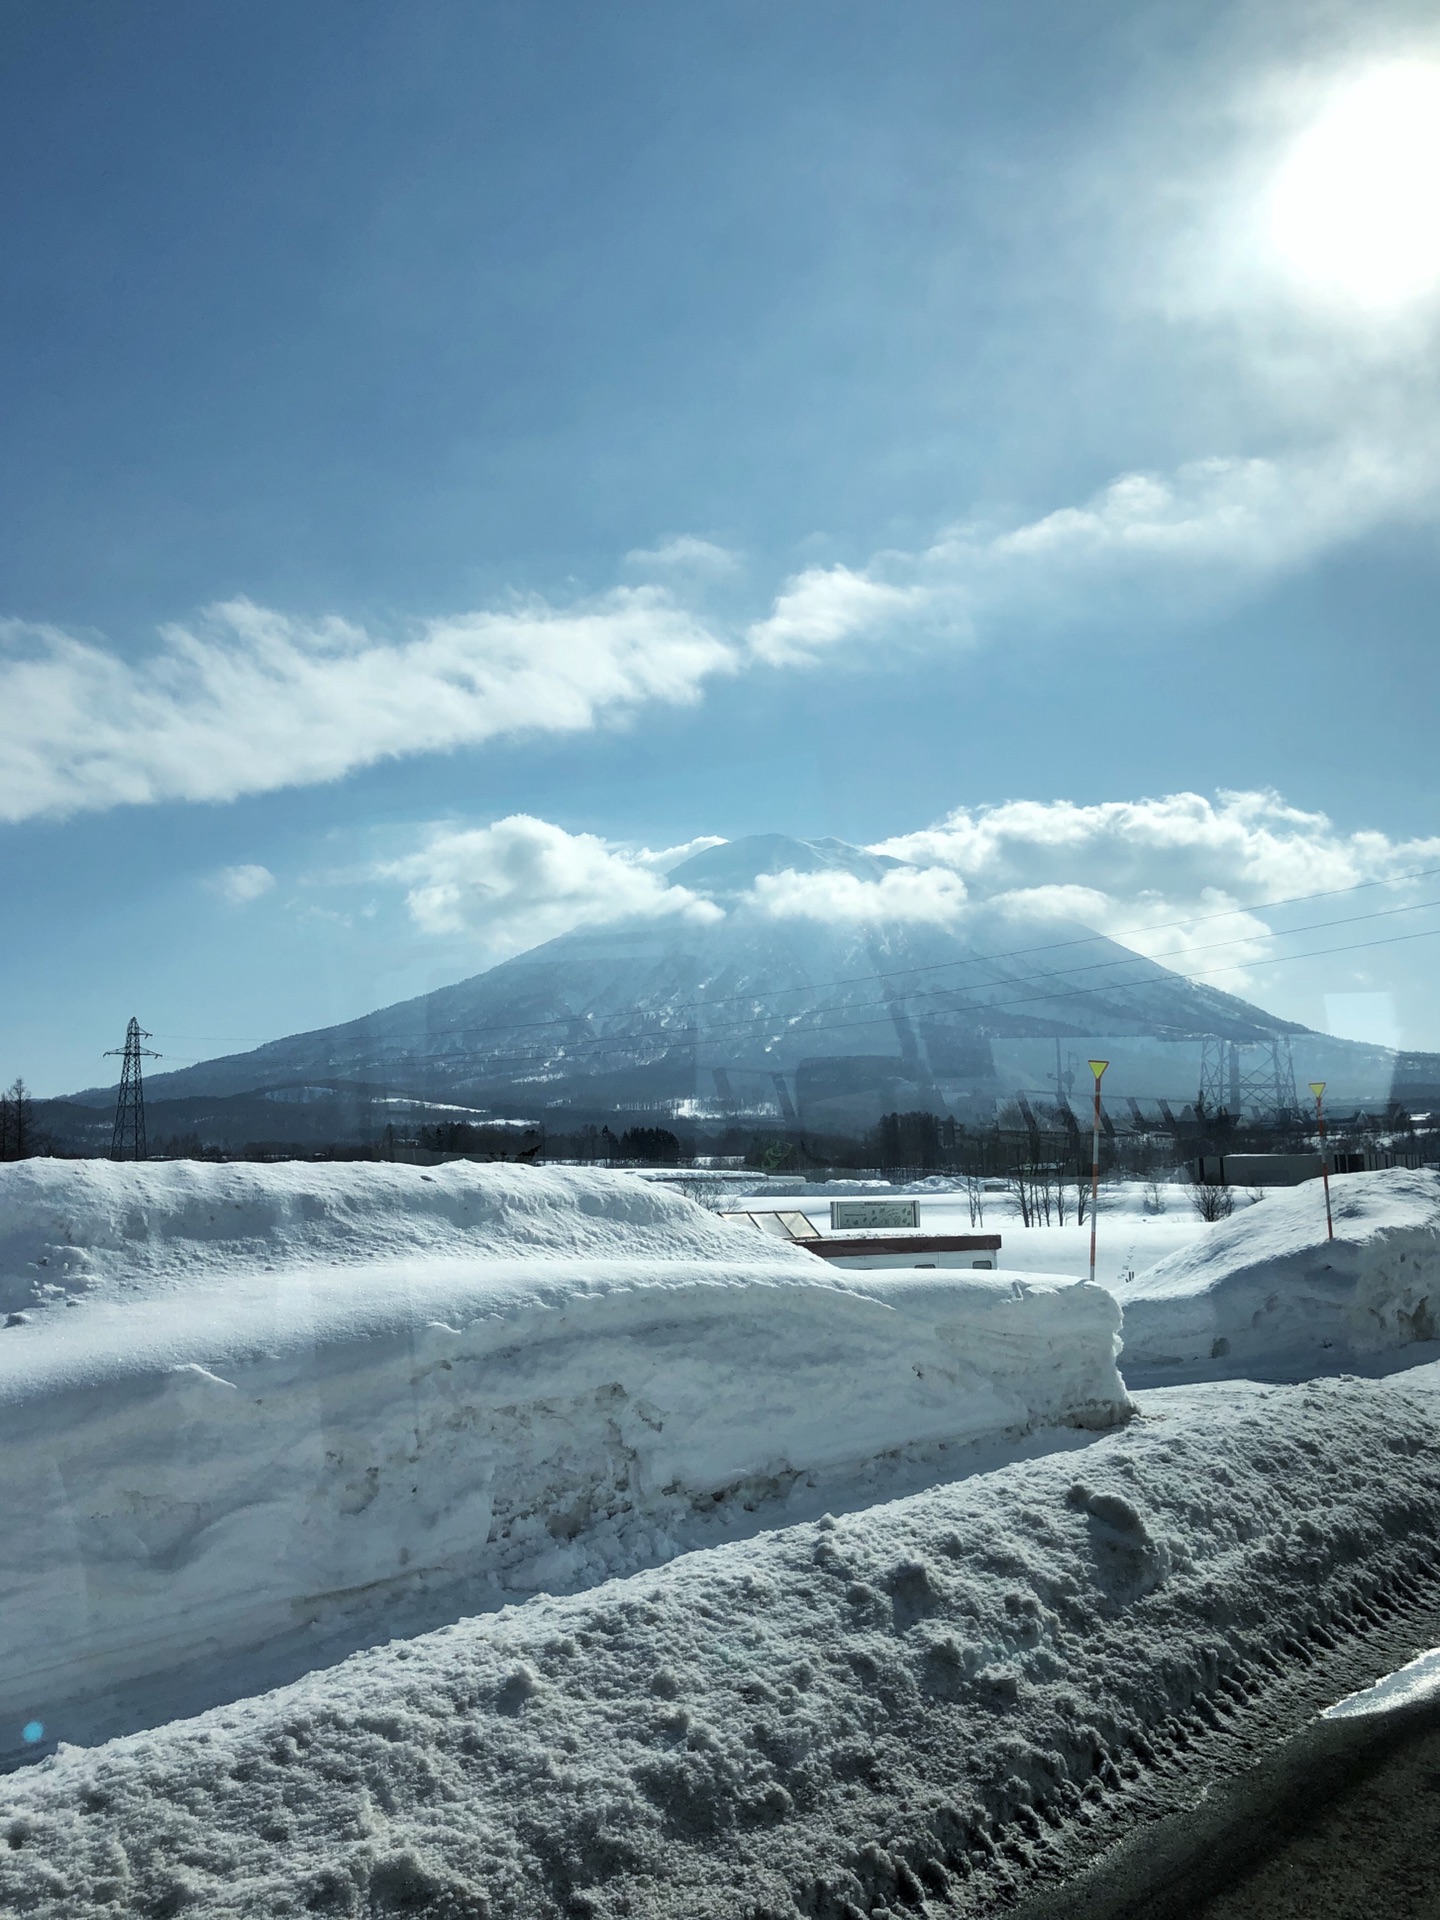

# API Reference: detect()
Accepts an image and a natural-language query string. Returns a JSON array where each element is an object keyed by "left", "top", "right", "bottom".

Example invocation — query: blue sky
[{"left": 4, "top": 0, "right": 1440, "bottom": 1092}]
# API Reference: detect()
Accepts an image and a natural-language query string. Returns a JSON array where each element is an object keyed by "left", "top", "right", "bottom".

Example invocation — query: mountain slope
[{"left": 87, "top": 832, "right": 1396, "bottom": 1134}]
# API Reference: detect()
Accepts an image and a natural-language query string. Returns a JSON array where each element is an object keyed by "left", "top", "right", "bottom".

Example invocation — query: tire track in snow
[{"left": 996, "top": 1560, "right": 1440, "bottom": 1918}]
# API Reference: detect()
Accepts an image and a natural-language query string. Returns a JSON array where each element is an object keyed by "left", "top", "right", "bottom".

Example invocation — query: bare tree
[
  {"left": 1009, "top": 1169, "right": 1032, "bottom": 1227},
  {"left": 683, "top": 1175, "right": 731, "bottom": 1213},
  {"left": 963, "top": 1171, "right": 986, "bottom": 1229},
  {"left": 1035, "top": 1164, "right": 1055, "bottom": 1227},
  {"left": 1, "top": 1078, "right": 34, "bottom": 1161},
  {"left": 1189, "top": 1178, "right": 1234, "bottom": 1222}
]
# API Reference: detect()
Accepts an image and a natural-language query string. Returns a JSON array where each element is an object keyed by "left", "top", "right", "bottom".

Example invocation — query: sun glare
[{"left": 1268, "top": 62, "right": 1440, "bottom": 310}]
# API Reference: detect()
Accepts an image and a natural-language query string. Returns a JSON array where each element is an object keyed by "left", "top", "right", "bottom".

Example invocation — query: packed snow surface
[
  {"left": 0, "top": 1161, "right": 1126, "bottom": 1758},
  {"left": 1121, "top": 1167, "right": 1440, "bottom": 1381},
  {"left": 3, "top": 1370, "right": 1439, "bottom": 1919}
]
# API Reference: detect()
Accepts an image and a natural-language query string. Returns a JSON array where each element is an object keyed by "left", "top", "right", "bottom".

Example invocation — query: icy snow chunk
[
  {"left": 1323, "top": 1644, "right": 1440, "bottom": 1719},
  {"left": 1121, "top": 1167, "right": 1440, "bottom": 1380},
  {"left": 0, "top": 1161, "right": 1127, "bottom": 1759}
]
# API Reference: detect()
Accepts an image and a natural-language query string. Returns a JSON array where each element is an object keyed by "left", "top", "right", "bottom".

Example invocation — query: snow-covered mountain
[{"left": 89, "top": 833, "right": 1407, "bottom": 1134}]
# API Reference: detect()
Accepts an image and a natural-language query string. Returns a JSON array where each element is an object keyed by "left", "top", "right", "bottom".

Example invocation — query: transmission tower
[
  {"left": 105, "top": 1017, "right": 160, "bottom": 1161},
  {"left": 1197, "top": 1035, "right": 1300, "bottom": 1124},
  {"left": 1197, "top": 1036, "right": 1232, "bottom": 1115}
]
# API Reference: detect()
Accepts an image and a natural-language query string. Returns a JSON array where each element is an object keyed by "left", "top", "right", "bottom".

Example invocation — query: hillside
[{"left": 65, "top": 834, "right": 1405, "bottom": 1138}]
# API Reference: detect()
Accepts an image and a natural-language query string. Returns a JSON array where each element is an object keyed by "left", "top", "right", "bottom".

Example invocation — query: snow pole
[
  {"left": 1310, "top": 1080, "right": 1335, "bottom": 1241},
  {"left": 1087, "top": 1060, "right": 1109, "bottom": 1285}
]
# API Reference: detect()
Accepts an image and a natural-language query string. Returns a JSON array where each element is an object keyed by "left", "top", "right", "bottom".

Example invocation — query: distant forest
[{"left": 9, "top": 1084, "right": 1437, "bottom": 1183}]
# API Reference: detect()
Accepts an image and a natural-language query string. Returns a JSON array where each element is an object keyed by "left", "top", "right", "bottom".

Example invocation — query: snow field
[
  {"left": 0, "top": 1161, "right": 1127, "bottom": 1759},
  {"left": 4, "top": 1371, "right": 1440, "bottom": 1919},
  {"left": 1121, "top": 1167, "right": 1440, "bottom": 1381}
]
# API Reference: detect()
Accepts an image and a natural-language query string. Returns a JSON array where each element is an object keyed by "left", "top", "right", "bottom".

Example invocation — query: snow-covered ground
[
  {"left": 3, "top": 1367, "right": 1438, "bottom": 1920},
  {"left": 736, "top": 1171, "right": 1440, "bottom": 1381},
  {"left": 1121, "top": 1167, "right": 1440, "bottom": 1382},
  {"left": 0, "top": 1161, "right": 1126, "bottom": 1762},
  {"left": 7, "top": 1159, "right": 1440, "bottom": 1916}
]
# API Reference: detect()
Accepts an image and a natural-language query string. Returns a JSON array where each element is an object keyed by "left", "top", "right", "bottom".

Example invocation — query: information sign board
[{"left": 829, "top": 1199, "right": 920, "bottom": 1232}]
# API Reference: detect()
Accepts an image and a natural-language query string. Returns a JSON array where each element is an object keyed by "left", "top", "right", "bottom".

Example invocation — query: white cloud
[
  {"left": 356, "top": 791, "right": 1440, "bottom": 1038},
  {"left": 744, "top": 438, "right": 1440, "bottom": 664},
  {"left": 973, "top": 443, "right": 1427, "bottom": 579},
  {"left": 624, "top": 535, "right": 741, "bottom": 577},
  {"left": 748, "top": 567, "right": 930, "bottom": 665},
  {"left": 743, "top": 864, "right": 971, "bottom": 925},
  {"left": 873, "top": 790, "right": 1440, "bottom": 991},
  {"left": 207, "top": 863, "right": 276, "bottom": 905},
  {"left": 4, "top": 424, "right": 1437, "bottom": 831},
  {"left": 637, "top": 835, "right": 729, "bottom": 873},
  {"left": 377, "top": 814, "right": 724, "bottom": 951},
  {"left": 0, "top": 590, "right": 736, "bottom": 824},
  {"left": 875, "top": 791, "right": 1438, "bottom": 903}
]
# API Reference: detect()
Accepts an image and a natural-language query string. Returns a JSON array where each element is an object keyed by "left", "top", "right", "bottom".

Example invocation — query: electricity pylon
[
  {"left": 1198, "top": 1036, "right": 1301, "bottom": 1123},
  {"left": 106, "top": 1018, "right": 160, "bottom": 1161}
]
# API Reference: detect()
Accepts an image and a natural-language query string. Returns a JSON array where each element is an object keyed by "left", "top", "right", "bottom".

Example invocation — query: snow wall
[
  {"left": 4, "top": 1372, "right": 1439, "bottom": 1920},
  {"left": 0, "top": 1160, "right": 1126, "bottom": 1751},
  {"left": 1122, "top": 1166, "right": 1440, "bottom": 1380}
]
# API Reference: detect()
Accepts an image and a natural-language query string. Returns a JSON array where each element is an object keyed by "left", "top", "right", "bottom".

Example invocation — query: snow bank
[
  {"left": 3, "top": 1371, "right": 1438, "bottom": 1919},
  {"left": 1120, "top": 1168, "right": 1440, "bottom": 1380},
  {"left": 0, "top": 1161, "right": 1126, "bottom": 1756},
  {"left": 0, "top": 1157, "right": 772, "bottom": 1309}
]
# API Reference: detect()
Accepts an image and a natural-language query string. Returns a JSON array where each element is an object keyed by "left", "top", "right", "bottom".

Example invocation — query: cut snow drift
[
  {"left": 3, "top": 1372, "right": 1438, "bottom": 1919},
  {"left": 1121, "top": 1167, "right": 1440, "bottom": 1380},
  {"left": 0, "top": 1161, "right": 1126, "bottom": 1756}
]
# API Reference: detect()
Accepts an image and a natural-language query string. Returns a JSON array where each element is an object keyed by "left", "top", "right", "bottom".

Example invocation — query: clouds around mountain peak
[
  {"left": 376, "top": 815, "right": 725, "bottom": 949},
  {"left": 362, "top": 793, "right": 1440, "bottom": 1040}
]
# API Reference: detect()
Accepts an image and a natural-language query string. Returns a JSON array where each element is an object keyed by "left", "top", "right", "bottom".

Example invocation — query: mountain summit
[{"left": 667, "top": 833, "right": 904, "bottom": 895}]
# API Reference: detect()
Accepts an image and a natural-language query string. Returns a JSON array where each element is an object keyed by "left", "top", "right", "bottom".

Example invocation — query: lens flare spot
[{"left": 1268, "top": 62, "right": 1440, "bottom": 309}]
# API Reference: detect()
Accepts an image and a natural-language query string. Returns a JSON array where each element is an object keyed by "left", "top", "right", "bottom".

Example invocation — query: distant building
[{"left": 1190, "top": 1148, "right": 1423, "bottom": 1187}]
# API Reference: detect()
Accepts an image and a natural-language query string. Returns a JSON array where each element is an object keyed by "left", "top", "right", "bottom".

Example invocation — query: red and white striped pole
[
  {"left": 1088, "top": 1059, "right": 1109, "bottom": 1285},
  {"left": 1310, "top": 1080, "right": 1334, "bottom": 1241}
]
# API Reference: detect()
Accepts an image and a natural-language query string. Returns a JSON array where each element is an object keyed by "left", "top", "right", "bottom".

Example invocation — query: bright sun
[{"left": 1268, "top": 62, "right": 1440, "bottom": 309}]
